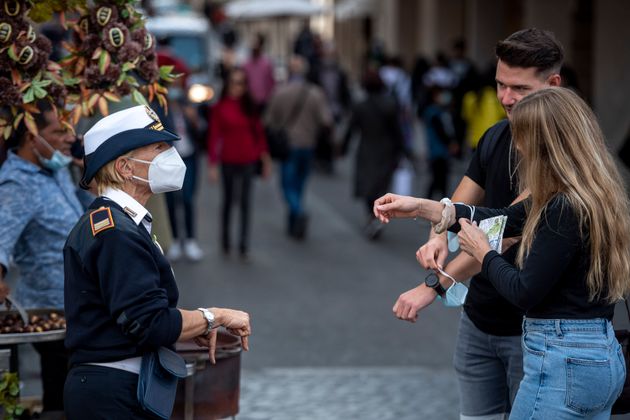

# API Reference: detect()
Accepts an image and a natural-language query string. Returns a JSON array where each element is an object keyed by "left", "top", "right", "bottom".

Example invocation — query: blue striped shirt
[{"left": 0, "top": 152, "right": 84, "bottom": 309}]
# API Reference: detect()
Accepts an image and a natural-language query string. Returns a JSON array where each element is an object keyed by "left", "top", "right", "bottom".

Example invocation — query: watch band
[
  {"left": 197, "top": 308, "right": 215, "bottom": 336},
  {"left": 433, "top": 282, "right": 447, "bottom": 297},
  {"left": 425, "top": 273, "right": 447, "bottom": 297}
]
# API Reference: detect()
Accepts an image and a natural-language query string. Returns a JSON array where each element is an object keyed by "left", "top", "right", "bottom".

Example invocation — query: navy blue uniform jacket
[{"left": 63, "top": 197, "right": 182, "bottom": 367}]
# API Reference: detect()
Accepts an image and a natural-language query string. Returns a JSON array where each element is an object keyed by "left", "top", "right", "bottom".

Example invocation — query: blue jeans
[
  {"left": 454, "top": 312, "right": 523, "bottom": 419},
  {"left": 510, "top": 318, "right": 625, "bottom": 419},
  {"left": 281, "top": 148, "right": 313, "bottom": 217}
]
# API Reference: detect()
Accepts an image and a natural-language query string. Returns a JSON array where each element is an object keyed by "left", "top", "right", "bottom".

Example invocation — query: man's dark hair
[
  {"left": 495, "top": 28, "right": 564, "bottom": 76},
  {"left": 8, "top": 100, "right": 55, "bottom": 148}
]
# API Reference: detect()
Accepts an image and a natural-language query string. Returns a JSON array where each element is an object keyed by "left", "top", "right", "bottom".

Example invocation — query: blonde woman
[{"left": 374, "top": 87, "right": 630, "bottom": 418}]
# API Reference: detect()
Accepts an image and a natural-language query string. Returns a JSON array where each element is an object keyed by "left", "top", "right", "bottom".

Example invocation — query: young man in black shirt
[{"left": 392, "top": 29, "right": 563, "bottom": 419}]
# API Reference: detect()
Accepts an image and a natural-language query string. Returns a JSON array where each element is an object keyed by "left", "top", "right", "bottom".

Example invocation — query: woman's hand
[
  {"left": 416, "top": 235, "right": 448, "bottom": 270},
  {"left": 208, "top": 164, "right": 219, "bottom": 184},
  {"left": 457, "top": 218, "right": 492, "bottom": 263},
  {"left": 373, "top": 193, "right": 422, "bottom": 223},
  {"left": 261, "top": 154, "right": 273, "bottom": 179}
]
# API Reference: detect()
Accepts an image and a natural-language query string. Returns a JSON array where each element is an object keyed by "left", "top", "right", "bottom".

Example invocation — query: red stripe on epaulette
[{"left": 90, "top": 207, "right": 115, "bottom": 236}]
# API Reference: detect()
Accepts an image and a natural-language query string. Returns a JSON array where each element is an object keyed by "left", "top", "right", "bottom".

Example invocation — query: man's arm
[{"left": 393, "top": 176, "right": 487, "bottom": 322}]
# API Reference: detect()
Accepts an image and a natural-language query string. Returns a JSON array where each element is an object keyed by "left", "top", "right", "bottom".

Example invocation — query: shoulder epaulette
[{"left": 89, "top": 207, "right": 115, "bottom": 236}]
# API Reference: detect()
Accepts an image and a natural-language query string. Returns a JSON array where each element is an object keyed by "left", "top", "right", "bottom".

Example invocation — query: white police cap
[{"left": 80, "top": 105, "right": 179, "bottom": 188}]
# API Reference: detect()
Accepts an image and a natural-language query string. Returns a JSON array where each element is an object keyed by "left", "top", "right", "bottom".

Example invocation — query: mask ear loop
[
  {"left": 448, "top": 203, "right": 475, "bottom": 251},
  {"left": 436, "top": 267, "right": 457, "bottom": 287},
  {"left": 454, "top": 202, "right": 475, "bottom": 223}
]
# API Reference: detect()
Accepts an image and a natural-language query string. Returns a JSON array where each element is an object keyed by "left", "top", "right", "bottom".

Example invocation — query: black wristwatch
[{"left": 425, "top": 273, "right": 447, "bottom": 297}]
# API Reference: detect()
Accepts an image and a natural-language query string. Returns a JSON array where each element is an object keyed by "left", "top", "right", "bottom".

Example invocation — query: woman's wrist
[
  {"left": 415, "top": 198, "right": 424, "bottom": 219},
  {"left": 474, "top": 245, "right": 493, "bottom": 263}
]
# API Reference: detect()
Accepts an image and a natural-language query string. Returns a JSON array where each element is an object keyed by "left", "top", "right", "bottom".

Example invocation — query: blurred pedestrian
[
  {"left": 423, "top": 53, "right": 458, "bottom": 92},
  {"left": 450, "top": 39, "right": 477, "bottom": 152},
  {"left": 461, "top": 66, "right": 505, "bottom": 149},
  {"left": 64, "top": 105, "right": 251, "bottom": 419},
  {"left": 313, "top": 42, "right": 351, "bottom": 174},
  {"left": 376, "top": 87, "right": 629, "bottom": 419},
  {"left": 154, "top": 55, "right": 205, "bottom": 262},
  {"left": 422, "top": 85, "right": 457, "bottom": 199},
  {"left": 265, "top": 56, "right": 333, "bottom": 239},
  {"left": 293, "top": 22, "right": 318, "bottom": 74},
  {"left": 0, "top": 100, "right": 84, "bottom": 414},
  {"left": 411, "top": 55, "right": 431, "bottom": 112},
  {"left": 392, "top": 28, "right": 564, "bottom": 419},
  {"left": 380, "top": 56, "right": 413, "bottom": 148},
  {"left": 243, "top": 33, "right": 275, "bottom": 112},
  {"left": 207, "top": 67, "right": 271, "bottom": 259},
  {"left": 342, "top": 70, "right": 405, "bottom": 239}
]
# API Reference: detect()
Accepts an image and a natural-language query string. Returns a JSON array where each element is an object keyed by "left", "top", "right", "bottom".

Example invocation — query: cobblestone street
[{"left": 239, "top": 367, "right": 459, "bottom": 420}]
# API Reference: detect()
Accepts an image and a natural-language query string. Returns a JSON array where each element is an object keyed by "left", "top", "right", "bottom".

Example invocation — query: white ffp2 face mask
[{"left": 130, "top": 147, "right": 187, "bottom": 193}]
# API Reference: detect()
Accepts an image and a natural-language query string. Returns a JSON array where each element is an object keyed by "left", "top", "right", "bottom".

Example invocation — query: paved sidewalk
[{"left": 239, "top": 367, "right": 459, "bottom": 420}]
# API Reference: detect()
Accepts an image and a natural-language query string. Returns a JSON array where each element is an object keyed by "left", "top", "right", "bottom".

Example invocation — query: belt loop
[
  {"left": 522, "top": 316, "right": 527, "bottom": 333},
  {"left": 555, "top": 319, "right": 563, "bottom": 337}
]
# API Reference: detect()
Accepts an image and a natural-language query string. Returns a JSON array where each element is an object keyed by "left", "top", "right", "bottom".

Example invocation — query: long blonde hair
[{"left": 512, "top": 87, "right": 630, "bottom": 302}]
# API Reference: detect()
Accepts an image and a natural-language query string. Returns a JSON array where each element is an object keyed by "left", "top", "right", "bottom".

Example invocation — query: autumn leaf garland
[
  {"left": 61, "top": 0, "right": 177, "bottom": 121},
  {"left": 0, "top": 0, "right": 177, "bottom": 141}
]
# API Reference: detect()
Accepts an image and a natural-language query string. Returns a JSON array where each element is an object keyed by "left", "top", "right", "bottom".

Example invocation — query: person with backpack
[
  {"left": 391, "top": 29, "right": 564, "bottom": 419},
  {"left": 265, "top": 56, "right": 333, "bottom": 239}
]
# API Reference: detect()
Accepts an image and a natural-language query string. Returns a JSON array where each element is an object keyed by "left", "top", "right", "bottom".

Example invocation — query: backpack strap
[{"left": 480, "top": 119, "right": 510, "bottom": 169}]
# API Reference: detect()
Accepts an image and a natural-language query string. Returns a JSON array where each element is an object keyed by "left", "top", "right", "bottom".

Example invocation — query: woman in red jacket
[{"left": 208, "top": 67, "right": 272, "bottom": 259}]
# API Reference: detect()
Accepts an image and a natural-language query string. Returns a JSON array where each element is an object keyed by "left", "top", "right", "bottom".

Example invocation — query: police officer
[{"left": 63, "top": 105, "right": 251, "bottom": 419}]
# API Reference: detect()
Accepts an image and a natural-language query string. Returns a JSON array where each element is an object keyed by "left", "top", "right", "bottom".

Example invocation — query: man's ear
[
  {"left": 547, "top": 73, "right": 561, "bottom": 87},
  {"left": 23, "top": 131, "right": 37, "bottom": 148}
]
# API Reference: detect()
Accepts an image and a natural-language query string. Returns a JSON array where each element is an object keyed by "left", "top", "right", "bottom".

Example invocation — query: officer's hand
[
  {"left": 393, "top": 284, "right": 438, "bottom": 322},
  {"left": 416, "top": 235, "right": 448, "bottom": 270},
  {"left": 194, "top": 329, "right": 220, "bottom": 364},
  {"left": 212, "top": 308, "right": 251, "bottom": 352}
]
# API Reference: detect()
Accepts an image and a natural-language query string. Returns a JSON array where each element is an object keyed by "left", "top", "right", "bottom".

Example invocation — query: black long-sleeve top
[
  {"left": 64, "top": 198, "right": 183, "bottom": 367},
  {"left": 450, "top": 195, "right": 615, "bottom": 320}
]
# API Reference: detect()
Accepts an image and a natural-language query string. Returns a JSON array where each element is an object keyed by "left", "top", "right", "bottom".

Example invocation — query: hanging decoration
[
  {"left": 0, "top": 0, "right": 76, "bottom": 139},
  {"left": 60, "top": 0, "right": 177, "bottom": 122}
]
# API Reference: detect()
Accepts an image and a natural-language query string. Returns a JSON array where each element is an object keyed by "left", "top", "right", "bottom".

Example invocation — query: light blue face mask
[
  {"left": 437, "top": 268, "right": 468, "bottom": 307},
  {"left": 34, "top": 135, "right": 73, "bottom": 172}
]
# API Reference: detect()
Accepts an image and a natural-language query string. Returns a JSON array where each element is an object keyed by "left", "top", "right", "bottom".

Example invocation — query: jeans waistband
[{"left": 522, "top": 317, "right": 612, "bottom": 336}]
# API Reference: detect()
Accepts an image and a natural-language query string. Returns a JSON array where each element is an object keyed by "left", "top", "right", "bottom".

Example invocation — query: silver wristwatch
[{"left": 197, "top": 308, "right": 215, "bottom": 336}]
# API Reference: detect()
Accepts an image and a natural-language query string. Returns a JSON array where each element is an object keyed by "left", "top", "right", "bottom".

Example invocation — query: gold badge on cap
[
  {"left": 145, "top": 106, "right": 159, "bottom": 122},
  {"left": 145, "top": 106, "right": 164, "bottom": 131}
]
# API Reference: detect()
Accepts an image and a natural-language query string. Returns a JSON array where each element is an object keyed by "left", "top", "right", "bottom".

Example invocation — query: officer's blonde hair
[{"left": 94, "top": 152, "right": 133, "bottom": 195}]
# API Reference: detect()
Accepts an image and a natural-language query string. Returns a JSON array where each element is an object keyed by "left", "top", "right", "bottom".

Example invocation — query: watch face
[{"left": 425, "top": 273, "right": 439, "bottom": 288}]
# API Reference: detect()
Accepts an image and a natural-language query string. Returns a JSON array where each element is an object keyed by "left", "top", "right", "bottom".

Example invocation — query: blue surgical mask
[
  {"left": 437, "top": 268, "right": 468, "bottom": 307},
  {"left": 34, "top": 135, "right": 73, "bottom": 172}
]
